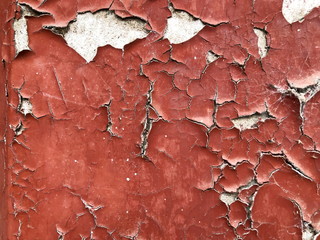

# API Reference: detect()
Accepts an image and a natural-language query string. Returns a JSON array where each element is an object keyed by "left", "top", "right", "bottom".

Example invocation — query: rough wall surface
[{"left": 1, "top": 0, "right": 320, "bottom": 239}]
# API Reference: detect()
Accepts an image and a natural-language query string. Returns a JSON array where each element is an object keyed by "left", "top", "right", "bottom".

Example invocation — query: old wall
[{"left": 1, "top": 0, "right": 320, "bottom": 239}]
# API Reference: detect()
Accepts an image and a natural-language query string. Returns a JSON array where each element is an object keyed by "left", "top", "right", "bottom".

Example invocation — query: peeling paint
[
  {"left": 232, "top": 111, "right": 273, "bottom": 131},
  {"left": 302, "top": 222, "right": 318, "bottom": 240},
  {"left": 282, "top": 0, "right": 320, "bottom": 23},
  {"left": 206, "top": 50, "right": 220, "bottom": 64},
  {"left": 253, "top": 28, "right": 268, "bottom": 59},
  {"left": 1, "top": 0, "right": 320, "bottom": 239},
  {"left": 17, "top": 97, "right": 33, "bottom": 116},
  {"left": 220, "top": 192, "right": 238, "bottom": 205},
  {"left": 10, "top": 122, "right": 25, "bottom": 136},
  {"left": 164, "top": 7, "right": 204, "bottom": 44},
  {"left": 13, "top": 15, "right": 30, "bottom": 56},
  {"left": 273, "top": 79, "right": 320, "bottom": 120},
  {"left": 46, "top": 11, "right": 149, "bottom": 62},
  {"left": 13, "top": 4, "right": 49, "bottom": 56}
]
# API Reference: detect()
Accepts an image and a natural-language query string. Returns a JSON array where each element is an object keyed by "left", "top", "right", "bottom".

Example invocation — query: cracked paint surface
[{"left": 0, "top": 0, "right": 319, "bottom": 239}]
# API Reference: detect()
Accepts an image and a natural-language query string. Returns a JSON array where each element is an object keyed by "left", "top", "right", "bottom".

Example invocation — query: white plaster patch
[
  {"left": 13, "top": 17, "right": 30, "bottom": 56},
  {"left": 253, "top": 28, "right": 268, "bottom": 58},
  {"left": 14, "top": 5, "right": 49, "bottom": 56},
  {"left": 15, "top": 125, "right": 25, "bottom": 136},
  {"left": 10, "top": 122, "right": 25, "bottom": 136},
  {"left": 232, "top": 112, "right": 272, "bottom": 131},
  {"left": 48, "top": 11, "right": 149, "bottom": 62},
  {"left": 282, "top": 0, "right": 320, "bottom": 24},
  {"left": 13, "top": 4, "right": 41, "bottom": 56},
  {"left": 164, "top": 7, "right": 204, "bottom": 44},
  {"left": 206, "top": 51, "right": 220, "bottom": 63},
  {"left": 18, "top": 98, "right": 33, "bottom": 115},
  {"left": 302, "top": 229, "right": 314, "bottom": 240},
  {"left": 302, "top": 222, "right": 317, "bottom": 240},
  {"left": 220, "top": 192, "right": 238, "bottom": 205}
]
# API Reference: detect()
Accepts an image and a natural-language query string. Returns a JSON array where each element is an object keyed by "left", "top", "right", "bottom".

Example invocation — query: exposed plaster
[
  {"left": 13, "top": 4, "right": 49, "bottom": 56},
  {"left": 102, "top": 101, "right": 120, "bottom": 138},
  {"left": 10, "top": 122, "right": 25, "bottom": 136},
  {"left": 17, "top": 97, "right": 33, "bottom": 116},
  {"left": 163, "top": 6, "right": 204, "bottom": 44},
  {"left": 206, "top": 51, "right": 220, "bottom": 64},
  {"left": 302, "top": 221, "right": 318, "bottom": 240},
  {"left": 282, "top": 0, "right": 320, "bottom": 23},
  {"left": 273, "top": 79, "right": 320, "bottom": 120},
  {"left": 253, "top": 28, "right": 268, "bottom": 59},
  {"left": 46, "top": 11, "right": 149, "bottom": 62},
  {"left": 231, "top": 111, "right": 274, "bottom": 131},
  {"left": 13, "top": 15, "right": 30, "bottom": 56},
  {"left": 140, "top": 81, "right": 154, "bottom": 161},
  {"left": 220, "top": 192, "right": 238, "bottom": 205}
]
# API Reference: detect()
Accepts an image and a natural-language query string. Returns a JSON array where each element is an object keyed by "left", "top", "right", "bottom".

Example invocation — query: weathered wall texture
[{"left": 0, "top": 0, "right": 320, "bottom": 239}]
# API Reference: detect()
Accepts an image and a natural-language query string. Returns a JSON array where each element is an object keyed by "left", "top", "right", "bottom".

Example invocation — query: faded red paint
[{"left": 1, "top": 0, "right": 320, "bottom": 239}]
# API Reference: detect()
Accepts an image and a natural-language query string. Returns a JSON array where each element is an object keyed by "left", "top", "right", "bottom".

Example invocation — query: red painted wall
[{"left": 1, "top": 0, "right": 320, "bottom": 239}]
